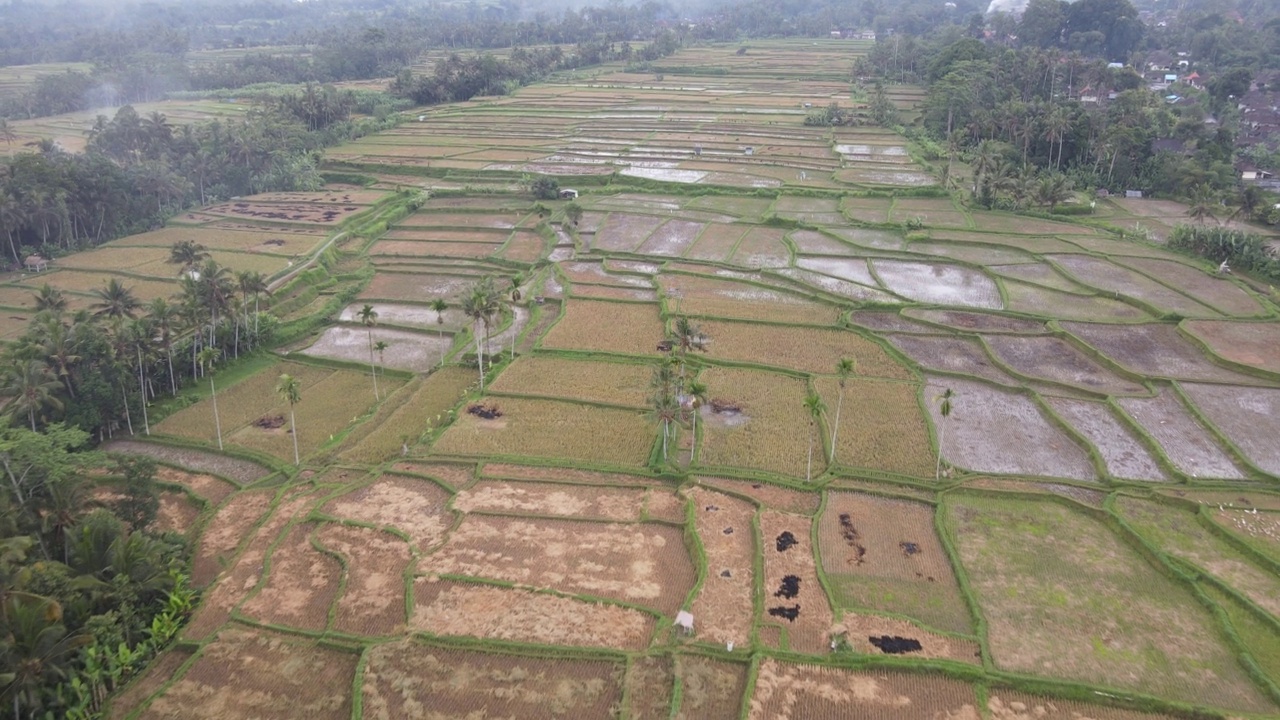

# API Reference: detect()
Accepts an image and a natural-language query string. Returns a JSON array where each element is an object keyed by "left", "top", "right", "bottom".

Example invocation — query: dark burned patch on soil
[
  {"left": 768, "top": 605, "right": 800, "bottom": 622},
  {"left": 774, "top": 575, "right": 800, "bottom": 599},
  {"left": 253, "top": 414, "right": 286, "bottom": 429},
  {"left": 839, "top": 513, "right": 867, "bottom": 565},
  {"left": 776, "top": 531, "right": 798, "bottom": 552},
  {"left": 900, "top": 541, "right": 920, "bottom": 556},
  {"left": 467, "top": 403, "right": 503, "bottom": 419},
  {"left": 869, "top": 635, "right": 923, "bottom": 654},
  {"left": 710, "top": 398, "right": 743, "bottom": 414}
]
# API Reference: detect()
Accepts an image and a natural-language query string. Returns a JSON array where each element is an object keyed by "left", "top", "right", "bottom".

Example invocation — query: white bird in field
[{"left": 1217, "top": 260, "right": 1230, "bottom": 274}]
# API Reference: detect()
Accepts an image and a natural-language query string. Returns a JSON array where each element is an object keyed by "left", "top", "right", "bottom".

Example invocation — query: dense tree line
[{"left": 0, "top": 426, "right": 193, "bottom": 719}]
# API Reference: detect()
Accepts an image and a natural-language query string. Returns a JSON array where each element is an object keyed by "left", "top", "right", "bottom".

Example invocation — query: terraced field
[{"left": 107, "top": 39, "right": 1280, "bottom": 720}]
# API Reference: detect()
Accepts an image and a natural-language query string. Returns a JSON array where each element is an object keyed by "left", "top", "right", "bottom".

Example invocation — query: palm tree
[
  {"left": 90, "top": 278, "right": 140, "bottom": 320},
  {"left": 804, "top": 390, "right": 827, "bottom": 483},
  {"left": 460, "top": 278, "right": 500, "bottom": 389},
  {"left": 1188, "top": 185, "right": 1219, "bottom": 225},
  {"left": 829, "top": 358, "right": 855, "bottom": 464},
  {"left": 236, "top": 270, "right": 269, "bottom": 341},
  {"left": 277, "top": 373, "right": 302, "bottom": 466},
  {"left": 3, "top": 360, "right": 62, "bottom": 431},
  {"left": 374, "top": 340, "right": 389, "bottom": 386},
  {"left": 31, "top": 284, "right": 66, "bottom": 315},
  {"left": 970, "top": 140, "right": 1001, "bottom": 197},
  {"left": 126, "top": 318, "right": 153, "bottom": 436},
  {"left": 936, "top": 387, "right": 955, "bottom": 482},
  {"left": 1229, "top": 186, "right": 1265, "bottom": 224},
  {"left": 356, "top": 304, "right": 380, "bottom": 400},
  {"left": 166, "top": 240, "right": 209, "bottom": 274},
  {"left": 430, "top": 298, "right": 448, "bottom": 366},
  {"left": 671, "top": 315, "right": 708, "bottom": 385},
  {"left": 0, "top": 117, "right": 16, "bottom": 149},
  {"left": 685, "top": 378, "right": 709, "bottom": 451},
  {"left": 2, "top": 593, "right": 89, "bottom": 719},
  {"left": 147, "top": 297, "right": 180, "bottom": 396},
  {"left": 1035, "top": 173, "right": 1074, "bottom": 212},
  {"left": 649, "top": 390, "right": 680, "bottom": 462},
  {"left": 510, "top": 272, "right": 524, "bottom": 303},
  {"left": 197, "top": 347, "right": 223, "bottom": 451}
]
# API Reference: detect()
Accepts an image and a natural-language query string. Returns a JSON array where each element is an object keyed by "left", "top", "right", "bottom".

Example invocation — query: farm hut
[
  {"left": 24, "top": 255, "right": 48, "bottom": 272},
  {"left": 559, "top": 188, "right": 579, "bottom": 200},
  {"left": 675, "top": 611, "right": 694, "bottom": 634}
]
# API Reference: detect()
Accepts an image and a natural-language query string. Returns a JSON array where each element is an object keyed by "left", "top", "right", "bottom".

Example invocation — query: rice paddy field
[{"left": 108, "top": 39, "right": 1280, "bottom": 720}]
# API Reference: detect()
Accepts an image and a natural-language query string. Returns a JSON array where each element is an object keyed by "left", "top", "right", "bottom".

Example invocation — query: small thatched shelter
[{"left": 24, "top": 255, "right": 48, "bottom": 272}]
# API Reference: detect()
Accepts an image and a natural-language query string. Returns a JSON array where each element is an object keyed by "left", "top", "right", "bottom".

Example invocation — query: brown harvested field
[
  {"left": 627, "top": 655, "right": 675, "bottom": 720},
  {"left": 202, "top": 199, "right": 365, "bottom": 225},
  {"left": 322, "top": 475, "right": 453, "bottom": 551},
  {"left": 685, "top": 223, "right": 746, "bottom": 262},
  {"left": 361, "top": 642, "right": 624, "bottom": 718},
  {"left": 1002, "top": 281, "right": 1151, "bottom": 322},
  {"left": 687, "top": 487, "right": 756, "bottom": 646},
  {"left": 184, "top": 488, "right": 322, "bottom": 640},
  {"left": 645, "top": 488, "right": 687, "bottom": 522},
  {"left": 540, "top": 299, "right": 665, "bottom": 356},
  {"left": 191, "top": 490, "right": 274, "bottom": 587},
  {"left": 371, "top": 239, "right": 501, "bottom": 259},
  {"left": 888, "top": 334, "right": 1021, "bottom": 387},
  {"left": 699, "top": 477, "right": 820, "bottom": 514},
  {"left": 983, "top": 335, "right": 1146, "bottom": 395},
  {"left": 453, "top": 480, "right": 647, "bottom": 520},
  {"left": 104, "top": 440, "right": 270, "bottom": 484},
  {"left": 239, "top": 522, "right": 341, "bottom": 631},
  {"left": 987, "top": 691, "right": 1180, "bottom": 720},
  {"left": 698, "top": 319, "right": 912, "bottom": 379},
  {"left": 154, "top": 466, "right": 236, "bottom": 505},
  {"left": 819, "top": 492, "right": 973, "bottom": 635},
  {"left": 489, "top": 355, "right": 653, "bottom": 407},
  {"left": 315, "top": 523, "right": 412, "bottom": 636},
  {"left": 1050, "top": 255, "right": 1218, "bottom": 318},
  {"left": 594, "top": 212, "right": 666, "bottom": 252},
  {"left": 398, "top": 211, "right": 523, "bottom": 229},
  {"left": 410, "top": 578, "right": 656, "bottom": 649},
  {"left": 674, "top": 656, "right": 749, "bottom": 720},
  {"left": 432, "top": 397, "right": 653, "bottom": 466},
  {"left": 1061, "top": 322, "right": 1266, "bottom": 385},
  {"left": 1114, "top": 257, "right": 1265, "bottom": 317},
  {"left": 758, "top": 510, "right": 833, "bottom": 654},
  {"left": 748, "top": 661, "right": 980, "bottom": 720},
  {"left": 153, "top": 492, "right": 201, "bottom": 536},
  {"left": 422, "top": 515, "right": 695, "bottom": 614},
  {"left": 501, "top": 231, "right": 548, "bottom": 263},
  {"left": 106, "top": 647, "right": 193, "bottom": 720},
  {"left": 730, "top": 227, "right": 790, "bottom": 268},
  {"left": 698, "top": 367, "right": 822, "bottom": 479},
  {"left": 481, "top": 463, "right": 665, "bottom": 486},
  {"left": 388, "top": 461, "right": 474, "bottom": 488},
  {"left": 945, "top": 494, "right": 1272, "bottom": 713},
  {"left": 814, "top": 377, "right": 936, "bottom": 478},
  {"left": 139, "top": 626, "right": 356, "bottom": 720},
  {"left": 571, "top": 283, "right": 659, "bottom": 301},
  {"left": 1183, "top": 320, "right": 1280, "bottom": 373}
]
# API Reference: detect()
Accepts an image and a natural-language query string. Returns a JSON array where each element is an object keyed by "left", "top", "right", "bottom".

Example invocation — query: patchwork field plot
[
  {"left": 946, "top": 494, "right": 1272, "bottom": 713},
  {"left": 106, "top": 38, "right": 1280, "bottom": 720},
  {"left": 819, "top": 493, "right": 972, "bottom": 634}
]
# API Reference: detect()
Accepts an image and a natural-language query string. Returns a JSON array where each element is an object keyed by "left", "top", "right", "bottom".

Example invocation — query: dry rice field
[{"left": 109, "top": 39, "right": 1280, "bottom": 720}]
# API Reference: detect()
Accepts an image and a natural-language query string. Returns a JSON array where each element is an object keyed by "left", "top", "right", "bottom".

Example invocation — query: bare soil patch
[
  {"left": 645, "top": 487, "right": 687, "bottom": 522},
  {"left": 453, "top": 480, "right": 647, "bottom": 520},
  {"left": 1181, "top": 383, "right": 1280, "bottom": 476},
  {"left": 1045, "top": 398, "right": 1168, "bottom": 481},
  {"left": 849, "top": 310, "right": 941, "bottom": 334},
  {"left": 819, "top": 492, "right": 973, "bottom": 634},
  {"left": 984, "top": 335, "right": 1146, "bottom": 395},
  {"left": 925, "top": 377, "right": 1098, "bottom": 481},
  {"left": 139, "top": 626, "right": 356, "bottom": 720},
  {"left": 324, "top": 475, "right": 452, "bottom": 551},
  {"left": 481, "top": 462, "right": 663, "bottom": 486},
  {"left": 748, "top": 660, "right": 980, "bottom": 720},
  {"left": 686, "top": 488, "right": 756, "bottom": 646},
  {"left": 1117, "top": 389, "right": 1247, "bottom": 480},
  {"left": 106, "top": 647, "right": 193, "bottom": 720},
  {"left": 758, "top": 510, "right": 833, "bottom": 654},
  {"left": 423, "top": 515, "right": 695, "bottom": 614},
  {"left": 153, "top": 491, "right": 201, "bottom": 536},
  {"left": 903, "top": 309, "right": 1047, "bottom": 334},
  {"left": 832, "top": 613, "right": 981, "bottom": 664},
  {"left": 315, "top": 523, "right": 412, "bottom": 636},
  {"left": 410, "top": 578, "right": 655, "bottom": 649},
  {"left": 389, "top": 462, "right": 473, "bottom": 488},
  {"left": 1183, "top": 320, "right": 1280, "bottom": 374},
  {"left": 361, "top": 641, "right": 623, "bottom": 719},
  {"left": 888, "top": 334, "right": 1020, "bottom": 387},
  {"left": 1062, "top": 322, "right": 1267, "bottom": 385},
  {"left": 988, "top": 691, "right": 1177, "bottom": 720},
  {"left": 239, "top": 522, "right": 341, "bottom": 631}
]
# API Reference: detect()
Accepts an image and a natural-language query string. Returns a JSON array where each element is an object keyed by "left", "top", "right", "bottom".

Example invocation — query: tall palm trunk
[
  {"left": 935, "top": 422, "right": 944, "bottom": 482},
  {"left": 830, "top": 386, "right": 844, "bottom": 464},
  {"left": 367, "top": 327, "right": 379, "bottom": 400},
  {"left": 806, "top": 423, "right": 814, "bottom": 482},
  {"left": 210, "top": 375, "right": 223, "bottom": 451},
  {"left": 121, "top": 382, "right": 134, "bottom": 435},
  {"left": 289, "top": 406, "right": 299, "bottom": 466},
  {"left": 136, "top": 347, "right": 149, "bottom": 435},
  {"left": 167, "top": 343, "right": 177, "bottom": 396},
  {"left": 473, "top": 321, "right": 486, "bottom": 389}
]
